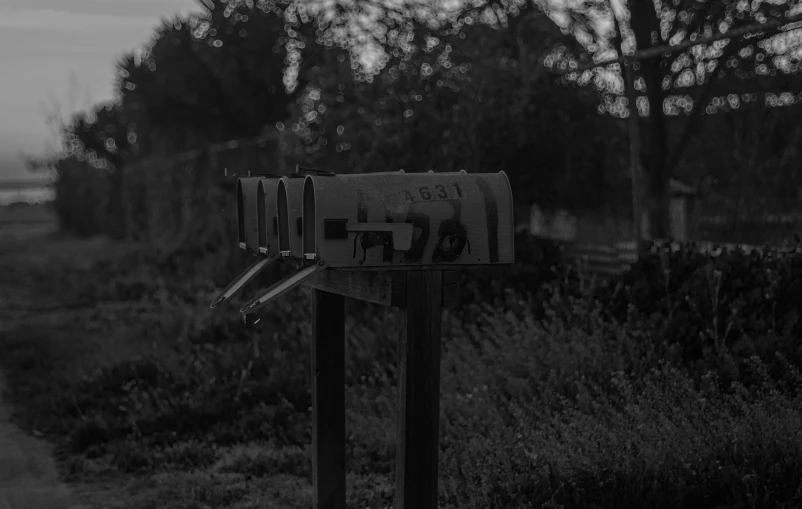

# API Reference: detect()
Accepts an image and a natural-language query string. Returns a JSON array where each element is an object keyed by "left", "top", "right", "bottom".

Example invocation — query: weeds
[{"left": 2, "top": 238, "right": 802, "bottom": 508}]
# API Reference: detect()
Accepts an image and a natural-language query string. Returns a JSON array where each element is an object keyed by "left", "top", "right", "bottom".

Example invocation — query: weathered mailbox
[
  {"left": 236, "top": 177, "right": 262, "bottom": 255},
  {"left": 276, "top": 170, "right": 409, "bottom": 264},
  {"left": 276, "top": 175, "right": 306, "bottom": 262},
  {"left": 211, "top": 175, "right": 281, "bottom": 309},
  {"left": 214, "top": 168, "right": 515, "bottom": 509},
  {"left": 239, "top": 170, "right": 514, "bottom": 314},
  {"left": 304, "top": 170, "right": 514, "bottom": 267},
  {"left": 257, "top": 177, "right": 282, "bottom": 258}
]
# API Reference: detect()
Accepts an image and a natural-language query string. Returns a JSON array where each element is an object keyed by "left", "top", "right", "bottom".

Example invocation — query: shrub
[
  {"left": 602, "top": 241, "right": 802, "bottom": 387},
  {"left": 6, "top": 236, "right": 802, "bottom": 508}
]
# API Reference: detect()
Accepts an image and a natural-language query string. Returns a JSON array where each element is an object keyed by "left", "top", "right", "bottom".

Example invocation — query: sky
[{"left": 0, "top": 0, "right": 202, "bottom": 181}]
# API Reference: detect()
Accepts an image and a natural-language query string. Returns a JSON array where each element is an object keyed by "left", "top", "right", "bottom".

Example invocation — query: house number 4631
[{"left": 401, "top": 182, "right": 465, "bottom": 203}]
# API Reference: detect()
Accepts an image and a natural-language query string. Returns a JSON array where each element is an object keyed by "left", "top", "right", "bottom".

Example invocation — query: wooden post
[
  {"left": 310, "top": 289, "right": 346, "bottom": 509},
  {"left": 611, "top": 5, "right": 643, "bottom": 246},
  {"left": 395, "top": 271, "right": 443, "bottom": 509},
  {"left": 624, "top": 59, "right": 644, "bottom": 245}
]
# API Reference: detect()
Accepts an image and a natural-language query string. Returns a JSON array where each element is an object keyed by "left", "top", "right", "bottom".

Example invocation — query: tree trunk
[
  {"left": 610, "top": 5, "right": 643, "bottom": 243},
  {"left": 629, "top": 0, "right": 672, "bottom": 240}
]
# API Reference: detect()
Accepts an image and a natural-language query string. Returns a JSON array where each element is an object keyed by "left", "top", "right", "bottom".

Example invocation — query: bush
[
  {"left": 6, "top": 236, "right": 802, "bottom": 508},
  {"left": 462, "top": 235, "right": 802, "bottom": 391},
  {"left": 599, "top": 241, "right": 802, "bottom": 387}
]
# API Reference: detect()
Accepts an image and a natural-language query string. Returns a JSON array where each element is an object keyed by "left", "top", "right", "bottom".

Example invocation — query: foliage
[
  {"left": 43, "top": 0, "right": 320, "bottom": 244},
  {"left": 605, "top": 240, "right": 802, "bottom": 384},
  {"left": 283, "top": 4, "right": 628, "bottom": 211},
  {"left": 462, "top": 235, "right": 802, "bottom": 388},
  {"left": 4, "top": 236, "right": 802, "bottom": 508},
  {"left": 39, "top": 0, "right": 640, "bottom": 245},
  {"left": 548, "top": 0, "right": 802, "bottom": 238},
  {"left": 35, "top": 0, "right": 802, "bottom": 248},
  {"left": 458, "top": 233, "right": 574, "bottom": 323}
]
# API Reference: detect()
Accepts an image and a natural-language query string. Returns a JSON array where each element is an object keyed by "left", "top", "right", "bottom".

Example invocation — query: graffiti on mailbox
[
  {"left": 353, "top": 188, "right": 396, "bottom": 265},
  {"left": 400, "top": 212, "right": 430, "bottom": 263},
  {"left": 432, "top": 198, "right": 470, "bottom": 263},
  {"left": 348, "top": 176, "right": 500, "bottom": 265}
]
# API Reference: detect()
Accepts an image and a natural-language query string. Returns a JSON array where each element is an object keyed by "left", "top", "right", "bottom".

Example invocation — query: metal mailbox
[
  {"left": 257, "top": 177, "right": 282, "bottom": 258},
  {"left": 237, "top": 177, "right": 262, "bottom": 256},
  {"left": 237, "top": 170, "right": 514, "bottom": 314},
  {"left": 302, "top": 170, "right": 514, "bottom": 268},
  {"left": 276, "top": 175, "right": 306, "bottom": 262},
  {"left": 211, "top": 175, "right": 281, "bottom": 309}
]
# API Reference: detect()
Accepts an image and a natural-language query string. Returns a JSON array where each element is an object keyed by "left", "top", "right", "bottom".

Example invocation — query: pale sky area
[{"left": 0, "top": 0, "right": 202, "bottom": 181}]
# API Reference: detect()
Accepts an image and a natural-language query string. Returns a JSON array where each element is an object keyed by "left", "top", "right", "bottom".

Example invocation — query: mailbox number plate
[{"left": 400, "top": 182, "right": 465, "bottom": 203}]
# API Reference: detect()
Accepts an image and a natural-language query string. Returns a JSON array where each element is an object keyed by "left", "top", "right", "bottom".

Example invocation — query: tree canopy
[{"left": 39, "top": 0, "right": 802, "bottom": 242}]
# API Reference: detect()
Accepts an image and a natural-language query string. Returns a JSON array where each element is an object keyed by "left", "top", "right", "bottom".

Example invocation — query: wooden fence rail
[{"left": 561, "top": 239, "right": 785, "bottom": 279}]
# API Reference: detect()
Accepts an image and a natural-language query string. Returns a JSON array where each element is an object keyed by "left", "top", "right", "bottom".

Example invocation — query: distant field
[
  {"left": 0, "top": 203, "right": 57, "bottom": 252},
  {"left": 0, "top": 202, "right": 55, "bottom": 225}
]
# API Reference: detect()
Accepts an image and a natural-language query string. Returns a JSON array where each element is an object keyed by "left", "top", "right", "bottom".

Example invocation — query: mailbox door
[
  {"left": 237, "top": 177, "right": 262, "bottom": 256},
  {"left": 277, "top": 176, "right": 306, "bottom": 260},
  {"left": 216, "top": 176, "right": 280, "bottom": 309},
  {"left": 304, "top": 172, "right": 514, "bottom": 268},
  {"left": 257, "top": 177, "right": 281, "bottom": 257}
]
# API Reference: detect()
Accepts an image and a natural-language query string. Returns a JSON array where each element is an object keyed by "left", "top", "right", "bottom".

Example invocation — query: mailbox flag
[
  {"left": 213, "top": 175, "right": 282, "bottom": 309},
  {"left": 210, "top": 257, "right": 275, "bottom": 309},
  {"left": 239, "top": 261, "right": 327, "bottom": 315}
]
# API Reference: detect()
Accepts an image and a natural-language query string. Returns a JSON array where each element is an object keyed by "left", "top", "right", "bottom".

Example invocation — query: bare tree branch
[
  {"left": 553, "top": 12, "right": 802, "bottom": 74},
  {"left": 665, "top": 36, "right": 752, "bottom": 174}
]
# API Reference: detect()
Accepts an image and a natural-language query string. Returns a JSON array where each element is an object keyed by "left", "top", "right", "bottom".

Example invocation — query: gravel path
[
  {"left": 0, "top": 220, "right": 81, "bottom": 508},
  {"left": 0, "top": 374, "right": 78, "bottom": 509}
]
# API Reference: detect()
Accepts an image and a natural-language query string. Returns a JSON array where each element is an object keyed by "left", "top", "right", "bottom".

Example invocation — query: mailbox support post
[
  {"left": 395, "top": 270, "right": 443, "bottom": 509},
  {"left": 310, "top": 289, "right": 346, "bottom": 509}
]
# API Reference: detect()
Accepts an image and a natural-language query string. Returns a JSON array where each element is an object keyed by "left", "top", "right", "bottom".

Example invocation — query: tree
[
  {"left": 71, "top": 0, "right": 310, "bottom": 166},
  {"left": 56, "top": 0, "right": 321, "bottom": 241},
  {"left": 283, "top": 2, "right": 630, "bottom": 211},
  {"left": 545, "top": 0, "right": 802, "bottom": 239},
  {"left": 706, "top": 74, "right": 802, "bottom": 215}
]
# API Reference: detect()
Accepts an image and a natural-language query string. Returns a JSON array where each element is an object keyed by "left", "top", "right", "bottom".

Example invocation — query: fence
[
  {"left": 562, "top": 241, "right": 638, "bottom": 279},
  {"left": 561, "top": 239, "right": 781, "bottom": 280}
]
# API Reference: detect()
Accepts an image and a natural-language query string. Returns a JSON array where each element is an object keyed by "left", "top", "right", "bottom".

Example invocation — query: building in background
[{"left": 522, "top": 177, "right": 698, "bottom": 244}]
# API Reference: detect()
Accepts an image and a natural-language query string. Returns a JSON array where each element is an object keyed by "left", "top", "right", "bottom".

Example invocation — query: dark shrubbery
[
  {"left": 458, "top": 233, "right": 574, "bottom": 321},
  {"left": 581, "top": 241, "right": 802, "bottom": 391},
  {"left": 462, "top": 235, "right": 802, "bottom": 390},
  {"left": 5, "top": 234, "right": 802, "bottom": 508}
]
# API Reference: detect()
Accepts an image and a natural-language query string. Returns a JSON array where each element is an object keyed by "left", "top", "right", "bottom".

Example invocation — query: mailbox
[
  {"left": 211, "top": 174, "right": 282, "bottom": 309},
  {"left": 277, "top": 170, "right": 409, "bottom": 264},
  {"left": 237, "top": 177, "right": 262, "bottom": 255},
  {"left": 257, "top": 177, "right": 282, "bottom": 258},
  {"left": 276, "top": 175, "right": 305, "bottom": 262},
  {"left": 238, "top": 170, "right": 514, "bottom": 314},
  {"left": 303, "top": 171, "right": 514, "bottom": 268}
]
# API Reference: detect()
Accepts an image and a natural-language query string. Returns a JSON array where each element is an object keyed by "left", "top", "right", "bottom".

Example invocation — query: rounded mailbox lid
[
  {"left": 216, "top": 174, "right": 282, "bottom": 310},
  {"left": 302, "top": 171, "right": 514, "bottom": 269},
  {"left": 237, "top": 177, "right": 263, "bottom": 256},
  {"left": 256, "top": 177, "right": 282, "bottom": 258},
  {"left": 276, "top": 176, "right": 306, "bottom": 260}
]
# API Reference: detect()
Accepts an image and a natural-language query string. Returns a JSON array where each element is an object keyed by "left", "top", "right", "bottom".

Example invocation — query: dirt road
[
  {"left": 0, "top": 221, "right": 80, "bottom": 509},
  {"left": 0, "top": 375, "right": 78, "bottom": 509}
]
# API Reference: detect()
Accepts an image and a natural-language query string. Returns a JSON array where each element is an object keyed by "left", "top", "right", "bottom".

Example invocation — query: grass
[{"left": 1, "top": 225, "right": 802, "bottom": 508}]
